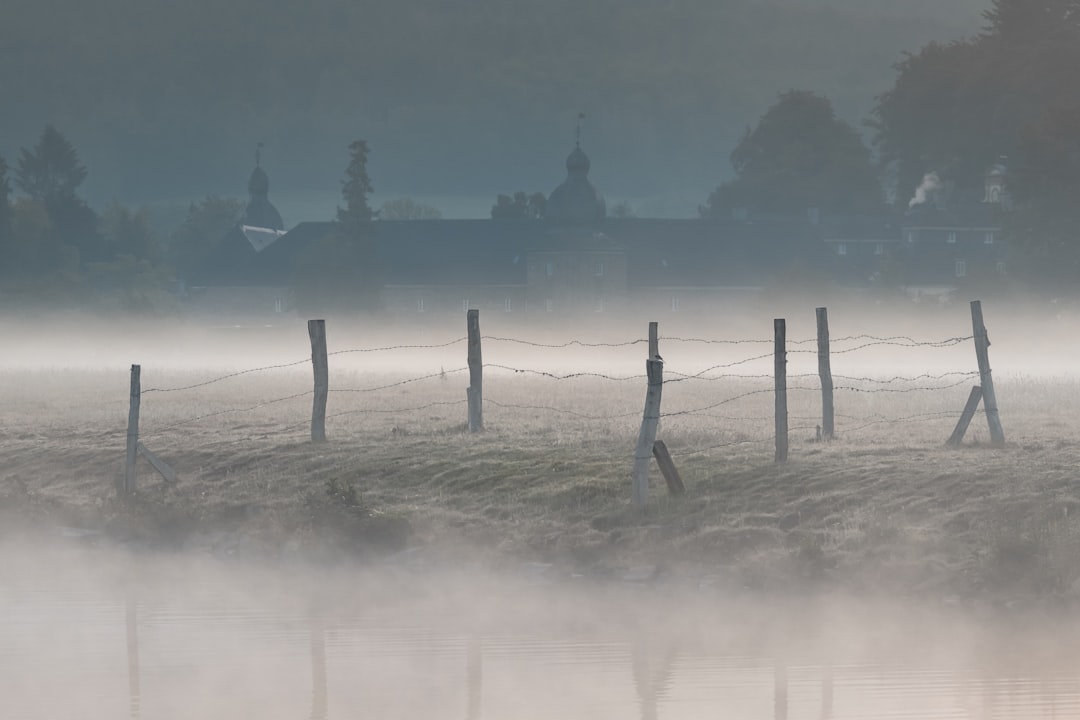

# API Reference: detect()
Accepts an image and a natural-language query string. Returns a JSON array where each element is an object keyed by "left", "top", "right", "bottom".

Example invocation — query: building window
[
  {"left": 907, "top": 230, "right": 917, "bottom": 243},
  {"left": 837, "top": 243, "right": 847, "bottom": 256},
  {"left": 594, "top": 298, "right": 604, "bottom": 313},
  {"left": 671, "top": 295, "right": 680, "bottom": 312},
  {"left": 875, "top": 243, "right": 884, "bottom": 256},
  {"left": 595, "top": 262, "right": 605, "bottom": 277},
  {"left": 545, "top": 298, "right": 553, "bottom": 313},
  {"left": 947, "top": 231, "right": 957, "bottom": 244},
  {"left": 984, "top": 232, "right": 995, "bottom": 245},
  {"left": 274, "top": 298, "right": 284, "bottom": 313},
  {"left": 504, "top": 297, "right": 512, "bottom": 312},
  {"left": 545, "top": 261, "right": 555, "bottom": 277},
  {"left": 417, "top": 298, "right": 426, "bottom": 313},
  {"left": 955, "top": 260, "right": 967, "bottom": 278}
]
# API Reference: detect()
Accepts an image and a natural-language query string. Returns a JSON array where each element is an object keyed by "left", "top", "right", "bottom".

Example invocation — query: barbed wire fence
[{"left": 118, "top": 301, "right": 1003, "bottom": 508}]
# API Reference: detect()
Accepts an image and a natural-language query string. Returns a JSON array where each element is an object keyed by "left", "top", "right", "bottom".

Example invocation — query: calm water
[{"left": 3, "top": 545, "right": 1080, "bottom": 719}]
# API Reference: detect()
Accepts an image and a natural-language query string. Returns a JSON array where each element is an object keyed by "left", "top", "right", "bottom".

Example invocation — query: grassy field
[{"left": 4, "top": 305, "right": 1080, "bottom": 606}]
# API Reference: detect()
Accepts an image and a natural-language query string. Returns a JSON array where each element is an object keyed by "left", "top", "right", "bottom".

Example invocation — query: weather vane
[
  {"left": 576, "top": 112, "right": 585, "bottom": 147},
  {"left": 256, "top": 141, "right": 264, "bottom": 167}
]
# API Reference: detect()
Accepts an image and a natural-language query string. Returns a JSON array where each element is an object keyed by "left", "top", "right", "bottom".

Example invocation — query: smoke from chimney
[{"left": 908, "top": 172, "right": 942, "bottom": 208}]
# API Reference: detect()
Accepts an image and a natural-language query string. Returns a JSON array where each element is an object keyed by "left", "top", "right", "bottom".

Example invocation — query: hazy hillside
[{"left": 0, "top": 0, "right": 988, "bottom": 219}]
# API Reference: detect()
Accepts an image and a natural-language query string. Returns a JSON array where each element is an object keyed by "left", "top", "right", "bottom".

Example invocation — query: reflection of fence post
[
  {"left": 633, "top": 357, "right": 664, "bottom": 509},
  {"left": 970, "top": 300, "right": 1004, "bottom": 446},
  {"left": 125, "top": 596, "right": 141, "bottom": 720},
  {"left": 774, "top": 319, "right": 788, "bottom": 463},
  {"left": 816, "top": 307, "right": 834, "bottom": 440},
  {"left": 947, "top": 385, "right": 984, "bottom": 446},
  {"left": 308, "top": 319, "right": 328, "bottom": 442},
  {"left": 774, "top": 660, "right": 788, "bottom": 720},
  {"left": 123, "top": 364, "right": 141, "bottom": 497},
  {"left": 310, "top": 612, "right": 327, "bottom": 720},
  {"left": 467, "top": 309, "right": 483, "bottom": 432},
  {"left": 466, "top": 634, "right": 482, "bottom": 720}
]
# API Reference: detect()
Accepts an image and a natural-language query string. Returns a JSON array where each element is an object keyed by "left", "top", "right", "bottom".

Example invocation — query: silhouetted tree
[
  {"left": 169, "top": 195, "right": 244, "bottom": 280},
  {"left": 379, "top": 197, "right": 442, "bottom": 220},
  {"left": 609, "top": 200, "right": 637, "bottom": 218},
  {"left": 871, "top": 0, "right": 1080, "bottom": 288},
  {"left": 983, "top": 0, "right": 1080, "bottom": 38},
  {"left": 337, "top": 140, "right": 375, "bottom": 228},
  {"left": 15, "top": 125, "right": 102, "bottom": 261},
  {"left": 0, "top": 156, "right": 13, "bottom": 270},
  {"left": 101, "top": 201, "right": 157, "bottom": 261},
  {"left": 490, "top": 191, "right": 546, "bottom": 220},
  {"left": 295, "top": 139, "right": 380, "bottom": 313},
  {"left": 701, "top": 91, "right": 882, "bottom": 217}
]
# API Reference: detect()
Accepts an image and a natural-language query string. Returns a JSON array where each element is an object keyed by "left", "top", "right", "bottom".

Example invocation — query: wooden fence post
[
  {"left": 816, "top": 307, "right": 834, "bottom": 439},
  {"left": 308, "top": 319, "right": 328, "bottom": 442},
  {"left": 774, "top": 319, "right": 788, "bottom": 463},
  {"left": 467, "top": 309, "right": 483, "bottom": 432},
  {"left": 648, "top": 321, "right": 659, "bottom": 360},
  {"left": 632, "top": 358, "right": 664, "bottom": 509},
  {"left": 652, "top": 440, "right": 685, "bottom": 496},
  {"left": 947, "top": 385, "right": 984, "bottom": 446},
  {"left": 123, "top": 364, "right": 141, "bottom": 496},
  {"left": 970, "top": 300, "right": 1005, "bottom": 446}
]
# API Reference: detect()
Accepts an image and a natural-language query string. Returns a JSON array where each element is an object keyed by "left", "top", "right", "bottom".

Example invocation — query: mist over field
[{"left": 7, "top": 0, "right": 1080, "bottom": 715}]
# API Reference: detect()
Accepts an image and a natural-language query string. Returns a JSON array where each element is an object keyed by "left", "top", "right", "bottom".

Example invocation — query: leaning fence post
[
  {"left": 947, "top": 385, "right": 984, "bottom": 446},
  {"left": 308, "top": 319, "right": 328, "bottom": 442},
  {"left": 774, "top": 318, "right": 788, "bottom": 463},
  {"left": 632, "top": 356, "right": 664, "bottom": 509},
  {"left": 816, "top": 307, "right": 834, "bottom": 440},
  {"left": 970, "top": 300, "right": 1004, "bottom": 446},
  {"left": 467, "top": 309, "right": 483, "bottom": 432},
  {"left": 123, "top": 364, "right": 141, "bottom": 496}
]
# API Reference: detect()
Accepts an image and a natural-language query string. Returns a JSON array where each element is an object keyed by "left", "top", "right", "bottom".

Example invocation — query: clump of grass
[{"left": 323, "top": 477, "right": 362, "bottom": 510}]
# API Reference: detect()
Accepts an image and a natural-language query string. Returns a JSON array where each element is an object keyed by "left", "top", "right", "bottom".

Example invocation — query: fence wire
[{"left": 128, "top": 324, "right": 985, "bottom": 457}]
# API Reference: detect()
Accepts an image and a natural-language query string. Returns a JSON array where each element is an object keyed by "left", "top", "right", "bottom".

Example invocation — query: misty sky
[{"left": 0, "top": 0, "right": 988, "bottom": 223}]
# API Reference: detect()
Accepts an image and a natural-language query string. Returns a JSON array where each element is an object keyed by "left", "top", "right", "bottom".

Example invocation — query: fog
[
  {"left": 1, "top": 295, "right": 1076, "bottom": 377},
  {"left": 0, "top": 0, "right": 987, "bottom": 219},
  {"left": 5, "top": 297, "right": 1080, "bottom": 716},
  {"left": 7, "top": 0, "right": 1080, "bottom": 715},
  {"left": 5, "top": 538, "right": 1080, "bottom": 719}
]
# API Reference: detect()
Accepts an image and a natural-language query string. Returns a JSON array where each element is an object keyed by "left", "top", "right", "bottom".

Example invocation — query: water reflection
[
  {"left": 125, "top": 595, "right": 140, "bottom": 720},
  {"left": 631, "top": 634, "right": 676, "bottom": 720},
  {"left": 466, "top": 634, "right": 482, "bottom": 720},
  {"left": 6, "top": 552, "right": 1080, "bottom": 719},
  {"left": 310, "top": 610, "right": 327, "bottom": 720},
  {"left": 773, "top": 661, "right": 787, "bottom": 720}
]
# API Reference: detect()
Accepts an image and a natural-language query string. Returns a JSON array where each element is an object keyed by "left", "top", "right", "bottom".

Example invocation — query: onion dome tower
[
  {"left": 545, "top": 116, "right": 606, "bottom": 224},
  {"left": 242, "top": 143, "right": 284, "bottom": 230}
]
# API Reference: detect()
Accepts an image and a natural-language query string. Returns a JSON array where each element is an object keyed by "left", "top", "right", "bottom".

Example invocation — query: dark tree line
[{"left": 870, "top": 0, "right": 1080, "bottom": 283}]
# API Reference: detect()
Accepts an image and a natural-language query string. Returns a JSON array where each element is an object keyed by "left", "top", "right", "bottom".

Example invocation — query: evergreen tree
[
  {"left": 0, "top": 156, "right": 12, "bottom": 266},
  {"left": 15, "top": 125, "right": 102, "bottom": 261},
  {"left": 336, "top": 140, "right": 375, "bottom": 229},
  {"left": 294, "top": 139, "right": 380, "bottom": 313},
  {"left": 15, "top": 125, "right": 87, "bottom": 203}
]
